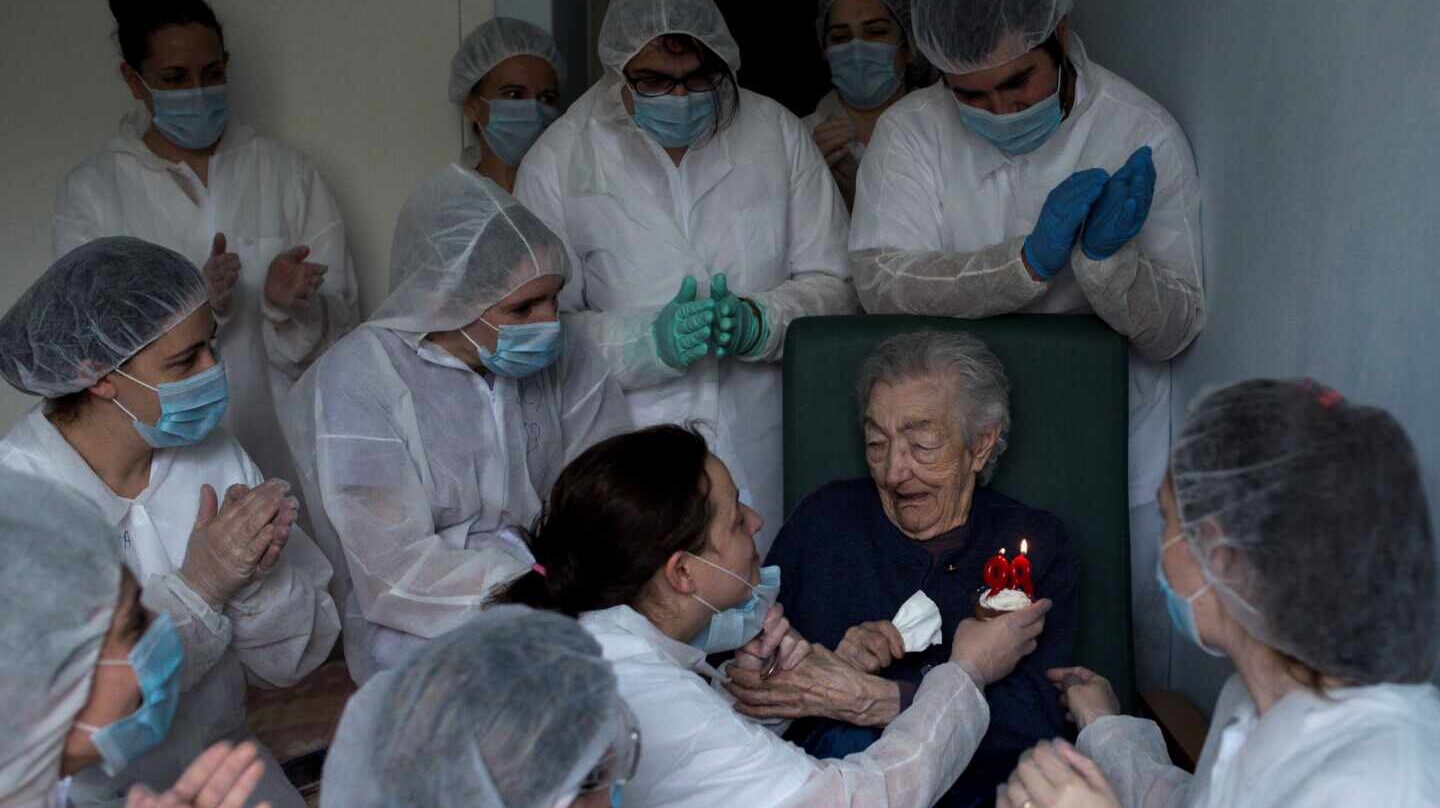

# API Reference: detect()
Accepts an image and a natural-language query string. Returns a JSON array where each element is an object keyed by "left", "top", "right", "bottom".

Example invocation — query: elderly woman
[
  {"left": 996, "top": 379, "right": 1440, "bottom": 808},
  {"left": 805, "top": 0, "right": 936, "bottom": 209},
  {"left": 735, "top": 330, "right": 1077, "bottom": 808}
]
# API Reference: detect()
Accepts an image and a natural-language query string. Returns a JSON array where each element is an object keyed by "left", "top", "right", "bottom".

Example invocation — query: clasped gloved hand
[
  {"left": 1081, "top": 146, "right": 1157, "bottom": 261},
  {"left": 1023, "top": 168, "right": 1110, "bottom": 280},
  {"left": 653, "top": 276, "right": 715, "bottom": 370},
  {"left": 710, "top": 273, "right": 767, "bottom": 359}
]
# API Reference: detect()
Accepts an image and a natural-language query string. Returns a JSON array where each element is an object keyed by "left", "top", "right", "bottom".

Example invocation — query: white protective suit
[
  {"left": 802, "top": 90, "right": 868, "bottom": 164},
  {"left": 581, "top": 605, "right": 988, "bottom": 808},
  {"left": 1077, "top": 674, "right": 1440, "bottom": 808},
  {"left": 515, "top": 0, "right": 857, "bottom": 552},
  {"left": 53, "top": 111, "right": 360, "bottom": 489},
  {"left": 0, "top": 408, "right": 339, "bottom": 808},
  {"left": 289, "top": 168, "right": 631, "bottom": 684},
  {"left": 849, "top": 37, "right": 1203, "bottom": 688}
]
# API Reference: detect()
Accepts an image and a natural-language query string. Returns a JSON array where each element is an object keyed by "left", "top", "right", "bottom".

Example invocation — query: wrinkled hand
[
  {"left": 710, "top": 274, "right": 765, "bottom": 358},
  {"left": 1023, "top": 169, "right": 1109, "bottom": 280},
  {"left": 125, "top": 741, "right": 271, "bottom": 808},
  {"left": 734, "top": 603, "right": 811, "bottom": 675},
  {"left": 834, "top": 620, "right": 906, "bottom": 674},
  {"left": 180, "top": 480, "right": 296, "bottom": 608},
  {"left": 1081, "top": 146, "right": 1156, "bottom": 261},
  {"left": 813, "top": 115, "right": 857, "bottom": 168},
  {"left": 202, "top": 233, "right": 241, "bottom": 316},
  {"left": 1048, "top": 666, "right": 1121, "bottom": 729},
  {"left": 726, "top": 644, "right": 900, "bottom": 727},
  {"left": 997, "top": 740, "right": 1121, "bottom": 808},
  {"left": 653, "top": 276, "right": 715, "bottom": 370},
  {"left": 950, "top": 599, "right": 1051, "bottom": 686},
  {"left": 263, "top": 245, "right": 327, "bottom": 311}
]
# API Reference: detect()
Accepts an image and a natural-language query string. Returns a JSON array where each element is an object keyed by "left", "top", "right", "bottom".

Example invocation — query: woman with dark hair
[
  {"left": 496, "top": 425, "right": 1049, "bottom": 808},
  {"left": 54, "top": 0, "right": 359, "bottom": 491},
  {"left": 515, "top": 0, "right": 858, "bottom": 556}
]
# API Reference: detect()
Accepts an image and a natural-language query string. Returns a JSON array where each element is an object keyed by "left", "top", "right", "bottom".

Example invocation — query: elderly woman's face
[{"left": 864, "top": 377, "right": 995, "bottom": 540}]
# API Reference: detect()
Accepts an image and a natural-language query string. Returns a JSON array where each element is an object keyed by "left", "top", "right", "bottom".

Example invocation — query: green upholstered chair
[{"left": 782, "top": 314, "right": 1136, "bottom": 709}]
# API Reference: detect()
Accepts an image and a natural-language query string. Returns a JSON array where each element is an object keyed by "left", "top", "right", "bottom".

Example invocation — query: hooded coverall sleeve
[
  {"left": 260, "top": 158, "right": 361, "bottom": 380},
  {"left": 140, "top": 571, "right": 236, "bottom": 692},
  {"left": 743, "top": 111, "right": 859, "bottom": 362},
  {"left": 1069, "top": 130, "right": 1205, "bottom": 362},
  {"left": 1075, "top": 715, "right": 1191, "bottom": 808},
  {"left": 313, "top": 346, "right": 532, "bottom": 641},
  {"left": 848, "top": 114, "right": 1050, "bottom": 318}
]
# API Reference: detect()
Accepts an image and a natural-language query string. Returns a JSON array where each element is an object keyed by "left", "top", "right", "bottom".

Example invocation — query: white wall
[
  {"left": 0, "top": 0, "right": 504, "bottom": 428},
  {"left": 1073, "top": 0, "right": 1440, "bottom": 710}
]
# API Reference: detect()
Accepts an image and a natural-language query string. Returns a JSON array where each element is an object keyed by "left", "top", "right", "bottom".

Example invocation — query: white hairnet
[
  {"left": 911, "top": 0, "right": 1071, "bottom": 75},
  {"left": 597, "top": 0, "right": 742, "bottom": 76},
  {"left": 0, "top": 469, "right": 124, "bottom": 804},
  {"left": 1171, "top": 379, "right": 1438, "bottom": 685},
  {"left": 321, "top": 605, "right": 626, "bottom": 808},
  {"left": 373, "top": 166, "right": 570, "bottom": 334},
  {"left": 449, "top": 17, "right": 567, "bottom": 105},
  {"left": 0, "top": 236, "right": 207, "bottom": 398}
]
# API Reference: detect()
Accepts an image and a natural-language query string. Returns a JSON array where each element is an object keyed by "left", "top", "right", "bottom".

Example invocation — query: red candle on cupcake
[
  {"left": 982, "top": 548, "right": 1011, "bottom": 595},
  {"left": 1011, "top": 539, "right": 1034, "bottom": 598}
]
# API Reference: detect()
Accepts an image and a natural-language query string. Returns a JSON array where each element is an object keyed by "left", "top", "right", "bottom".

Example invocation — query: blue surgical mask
[
  {"left": 75, "top": 614, "right": 185, "bottom": 776},
  {"left": 826, "top": 40, "right": 902, "bottom": 110},
  {"left": 1156, "top": 539, "right": 1225, "bottom": 658},
  {"left": 687, "top": 558, "right": 781, "bottom": 654},
  {"left": 481, "top": 99, "right": 561, "bottom": 168},
  {"left": 141, "top": 78, "right": 229, "bottom": 150},
  {"left": 112, "top": 361, "right": 230, "bottom": 448},
  {"left": 952, "top": 67, "right": 1064, "bottom": 155},
  {"left": 461, "top": 319, "right": 563, "bottom": 379},
  {"left": 631, "top": 90, "right": 717, "bottom": 149}
]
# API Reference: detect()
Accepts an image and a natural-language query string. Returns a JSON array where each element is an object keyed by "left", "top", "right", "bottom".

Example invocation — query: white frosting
[{"left": 978, "top": 588, "right": 1032, "bottom": 612}]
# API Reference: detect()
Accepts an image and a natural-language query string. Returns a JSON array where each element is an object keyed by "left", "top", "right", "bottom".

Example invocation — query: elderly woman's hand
[
  {"left": 726, "top": 645, "right": 901, "bottom": 727},
  {"left": 997, "top": 740, "right": 1121, "bottom": 808},
  {"left": 734, "top": 604, "right": 810, "bottom": 675},
  {"left": 834, "top": 620, "right": 906, "bottom": 673},
  {"left": 1047, "top": 666, "right": 1121, "bottom": 729}
]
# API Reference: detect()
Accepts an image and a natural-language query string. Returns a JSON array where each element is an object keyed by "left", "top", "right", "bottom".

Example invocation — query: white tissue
[{"left": 891, "top": 590, "right": 943, "bottom": 653}]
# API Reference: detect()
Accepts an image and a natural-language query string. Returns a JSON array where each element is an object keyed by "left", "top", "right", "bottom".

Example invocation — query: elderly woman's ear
[{"left": 969, "top": 426, "right": 1002, "bottom": 475}]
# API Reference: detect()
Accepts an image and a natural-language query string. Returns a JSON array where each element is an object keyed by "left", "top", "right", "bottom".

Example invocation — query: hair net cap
[
  {"left": 0, "top": 237, "right": 207, "bottom": 398},
  {"left": 1171, "top": 379, "right": 1438, "bottom": 685},
  {"left": 911, "top": 0, "right": 1072, "bottom": 75},
  {"left": 0, "top": 469, "right": 124, "bottom": 803},
  {"left": 449, "top": 17, "right": 567, "bottom": 105},
  {"left": 321, "top": 605, "right": 625, "bottom": 808},
  {"left": 372, "top": 166, "right": 570, "bottom": 334},
  {"left": 597, "top": 0, "right": 741, "bottom": 77}
]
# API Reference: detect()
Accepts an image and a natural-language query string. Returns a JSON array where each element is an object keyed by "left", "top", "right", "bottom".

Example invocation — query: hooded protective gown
[
  {"left": 53, "top": 111, "right": 360, "bottom": 491},
  {"left": 514, "top": 0, "right": 857, "bottom": 552},
  {"left": 288, "top": 167, "right": 631, "bottom": 684}
]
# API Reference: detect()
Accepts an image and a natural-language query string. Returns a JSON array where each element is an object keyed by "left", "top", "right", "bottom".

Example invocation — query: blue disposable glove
[
  {"left": 1081, "top": 146, "right": 1157, "bottom": 261},
  {"left": 1022, "top": 168, "right": 1110, "bottom": 280},
  {"left": 654, "top": 276, "right": 715, "bottom": 370},
  {"left": 710, "top": 274, "right": 767, "bottom": 358}
]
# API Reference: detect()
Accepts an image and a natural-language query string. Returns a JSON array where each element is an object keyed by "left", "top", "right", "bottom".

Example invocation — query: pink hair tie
[{"left": 531, "top": 563, "right": 548, "bottom": 578}]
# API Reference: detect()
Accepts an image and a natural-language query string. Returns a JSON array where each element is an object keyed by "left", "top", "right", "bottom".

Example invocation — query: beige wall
[{"left": 0, "top": 0, "right": 497, "bottom": 429}]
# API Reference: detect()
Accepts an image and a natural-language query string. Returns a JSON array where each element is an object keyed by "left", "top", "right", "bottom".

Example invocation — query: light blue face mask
[
  {"left": 952, "top": 65, "right": 1064, "bottom": 155},
  {"left": 826, "top": 40, "right": 902, "bottom": 110},
  {"left": 112, "top": 361, "right": 230, "bottom": 448},
  {"left": 631, "top": 90, "right": 717, "bottom": 149},
  {"left": 75, "top": 614, "right": 185, "bottom": 776},
  {"left": 141, "top": 78, "right": 230, "bottom": 150},
  {"left": 480, "top": 98, "right": 561, "bottom": 168},
  {"left": 1156, "top": 538, "right": 1225, "bottom": 658},
  {"left": 687, "top": 558, "right": 781, "bottom": 654},
  {"left": 461, "top": 318, "right": 563, "bottom": 379}
]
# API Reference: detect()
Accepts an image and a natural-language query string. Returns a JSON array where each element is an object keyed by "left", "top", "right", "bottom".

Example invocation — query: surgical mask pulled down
[
  {"left": 74, "top": 614, "right": 185, "bottom": 776},
  {"left": 478, "top": 98, "right": 560, "bottom": 168},
  {"left": 140, "top": 77, "right": 229, "bottom": 151},
  {"left": 111, "top": 361, "right": 230, "bottom": 448},
  {"left": 952, "top": 63, "right": 1065, "bottom": 156},
  {"left": 461, "top": 317, "right": 563, "bottom": 379},
  {"left": 631, "top": 91, "right": 717, "bottom": 149},
  {"left": 686, "top": 555, "right": 781, "bottom": 654}
]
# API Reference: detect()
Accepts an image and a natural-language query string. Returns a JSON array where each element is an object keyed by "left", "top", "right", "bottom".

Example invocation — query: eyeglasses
[
  {"left": 623, "top": 69, "right": 725, "bottom": 98},
  {"left": 577, "top": 705, "right": 642, "bottom": 797}
]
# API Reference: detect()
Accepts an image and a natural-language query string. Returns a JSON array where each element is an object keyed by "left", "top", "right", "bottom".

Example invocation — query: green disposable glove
[
  {"left": 653, "top": 276, "right": 715, "bottom": 370},
  {"left": 710, "top": 273, "right": 767, "bottom": 358}
]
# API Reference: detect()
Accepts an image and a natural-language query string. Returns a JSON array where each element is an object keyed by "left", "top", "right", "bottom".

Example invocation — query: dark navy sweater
[{"left": 766, "top": 479, "right": 1078, "bottom": 808}]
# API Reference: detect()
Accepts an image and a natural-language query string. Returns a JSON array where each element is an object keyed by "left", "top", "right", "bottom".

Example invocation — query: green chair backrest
[{"left": 783, "top": 314, "right": 1135, "bottom": 706}]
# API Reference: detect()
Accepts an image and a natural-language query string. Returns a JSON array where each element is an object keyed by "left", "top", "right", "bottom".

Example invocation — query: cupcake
[{"left": 975, "top": 586, "right": 1032, "bottom": 619}]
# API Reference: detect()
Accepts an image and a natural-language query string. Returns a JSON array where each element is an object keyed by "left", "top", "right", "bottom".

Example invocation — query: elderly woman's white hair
[{"left": 856, "top": 330, "right": 1011, "bottom": 483}]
